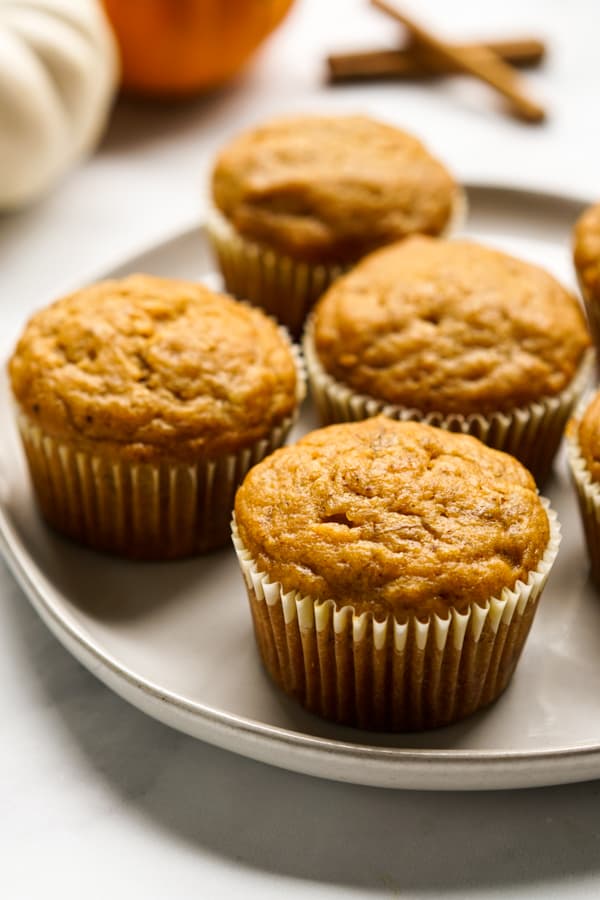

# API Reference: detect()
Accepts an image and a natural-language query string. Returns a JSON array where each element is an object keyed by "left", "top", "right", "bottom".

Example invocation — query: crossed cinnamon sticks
[{"left": 328, "top": 0, "right": 546, "bottom": 124}]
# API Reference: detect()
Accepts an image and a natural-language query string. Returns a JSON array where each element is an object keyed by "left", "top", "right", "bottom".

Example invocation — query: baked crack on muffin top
[
  {"left": 235, "top": 417, "right": 550, "bottom": 619},
  {"left": 312, "top": 237, "right": 590, "bottom": 415},
  {"left": 9, "top": 274, "right": 299, "bottom": 462},
  {"left": 212, "top": 114, "right": 458, "bottom": 264}
]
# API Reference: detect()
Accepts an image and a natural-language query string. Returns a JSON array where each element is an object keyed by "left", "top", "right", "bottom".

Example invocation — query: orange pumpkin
[{"left": 102, "top": 0, "right": 295, "bottom": 96}]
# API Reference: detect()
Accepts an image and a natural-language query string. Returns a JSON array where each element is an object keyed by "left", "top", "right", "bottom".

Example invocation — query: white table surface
[{"left": 3, "top": 1, "right": 600, "bottom": 897}]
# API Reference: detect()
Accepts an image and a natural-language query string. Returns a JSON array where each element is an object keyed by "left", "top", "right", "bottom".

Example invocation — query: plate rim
[{"left": 2, "top": 181, "right": 599, "bottom": 791}]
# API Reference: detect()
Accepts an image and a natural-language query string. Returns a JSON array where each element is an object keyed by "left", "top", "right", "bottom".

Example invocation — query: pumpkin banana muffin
[
  {"left": 233, "top": 417, "right": 559, "bottom": 731},
  {"left": 573, "top": 201, "right": 600, "bottom": 352},
  {"left": 567, "top": 391, "right": 600, "bottom": 584},
  {"left": 305, "top": 236, "right": 593, "bottom": 481},
  {"left": 208, "top": 113, "right": 463, "bottom": 335},
  {"left": 9, "top": 274, "right": 303, "bottom": 559}
]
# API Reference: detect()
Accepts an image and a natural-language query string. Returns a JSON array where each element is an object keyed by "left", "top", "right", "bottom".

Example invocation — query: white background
[{"left": 2, "top": 1, "right": 600, "bottom": 897}]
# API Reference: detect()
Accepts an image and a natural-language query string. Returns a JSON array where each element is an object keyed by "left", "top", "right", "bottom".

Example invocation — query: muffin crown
[
  {"left": 212, "top": 114, "right": 457, "bottom": 264},
  {"left": 313, "top": 237, "right": 591, "bottom": 415},
  {"left": 235, "top": 417, "right": 550, "bottom": 618},
  {"left": 574, "top": 201, "right": 600, "bottom": 301},
  {"left": 9, "top": 275, "right": 299, "bottom": 462}
]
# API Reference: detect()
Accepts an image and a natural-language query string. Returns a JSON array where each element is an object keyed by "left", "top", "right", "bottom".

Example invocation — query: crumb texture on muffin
[
  {"left": 235, "top": 417, "right": 550, "bottom": 618},
  {"left": 313, "top": 237, "right": 590, "bottom": 414},
  {"left": 9, "top": 275, "right": 299, "bottom": 462},
  {"left": 212, "top": 115, "right": 457, "bottom": 264},
  {"left": 574, "top": 201, "right": 600, "bottom": 300}
]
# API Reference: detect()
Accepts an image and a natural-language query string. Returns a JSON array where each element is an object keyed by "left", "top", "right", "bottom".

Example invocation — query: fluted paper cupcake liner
[
  {"left": 566, "top": 420, "right": 600, "bottom": 584},
  {"left": 232, "top": 503, "right": 560, "bottom": 731},
  {"left": 17, "top": 414, "right": 300, "bottom": 559},
  {"left": 303, "top": 323, "right": 595, "bottom": 484},
  {"left": 206, "top": 191, "right": 467, "bottom": 338},
  {"left": 207, "top": 205, "right": 344, "bottom": 338}
]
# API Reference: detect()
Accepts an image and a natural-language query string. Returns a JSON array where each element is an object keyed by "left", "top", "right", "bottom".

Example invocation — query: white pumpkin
[{"left": 0, "top": 0, "right": 118, "bottom": 209}]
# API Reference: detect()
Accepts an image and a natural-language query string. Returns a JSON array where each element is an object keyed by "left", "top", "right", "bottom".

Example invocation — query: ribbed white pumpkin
[{"left": 0, "top": 0, "right": 118, "bottom": 209}]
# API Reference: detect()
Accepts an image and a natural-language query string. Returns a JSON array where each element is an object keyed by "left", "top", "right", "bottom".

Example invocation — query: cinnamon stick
[
  {"left": 371, "top": 0, "right": 546, "bottom": 123},
  {"left": 328, "top": 39, "right": 546, "bottom": 82}
]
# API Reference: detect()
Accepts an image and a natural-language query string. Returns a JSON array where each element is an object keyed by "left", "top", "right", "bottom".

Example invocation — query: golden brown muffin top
[
  {"left": 576, "top": 391, "right": 600, "bottom": 481},
  {"left": 313, "top": 237, "right": 590, "bottom": 415},
  {"left": 235, "top": 417, "right": 550, "bottom": 619},
  {"left": 9, "top": 275, "right": 299, "bottom": 463},
  {"left": 574, "top": 201, "right": 600, "bottom": 302},
  {"left": 211, "top": 114, "right": 458, "bottom": 264}
]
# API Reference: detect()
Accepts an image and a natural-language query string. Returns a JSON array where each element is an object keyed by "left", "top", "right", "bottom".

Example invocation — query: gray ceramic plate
[{"left": 1, "top": 184, "right": 598, "bottom": 791}]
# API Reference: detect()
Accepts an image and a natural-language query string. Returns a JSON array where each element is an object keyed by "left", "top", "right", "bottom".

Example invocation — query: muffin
[
  {"left": 573, "top": 201, "right": 600, "bottom": 352},
  {"left": 9, "top": 274, "right": 303, "bottom": 559},
  {"left": 233, "top": 417, "right": 559, "bottom": 731},
  {"left": 305, "top": 236, "right": 593, "bottom": 482},
  {"left": 208, "top": 114, "right": 463, "bottom": 336},
  {"left": 567, "top": 391, "right": 600, "bottom": 584}
]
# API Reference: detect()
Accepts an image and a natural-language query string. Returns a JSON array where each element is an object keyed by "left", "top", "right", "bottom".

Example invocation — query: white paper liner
[
  {"left": 15, "top": 338, "right": 306, "bottom": 560},
  {"left": 207, "top": 204, "right": 344, "bottom": 338},
  {"left": 232, "top": 502, "right": 560, "bottom": 731},
  {"left": 206, "top": 188, "right": 467, "bottom": 338},
  {"left": 18, "top": 415, "right": 297, "bottom": 559},
  {"left": 303, "top": 322, "right": 595, "bottom": 484},
  {"left": 566, "top": 415, "right": 600, "bottom": 584}
]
